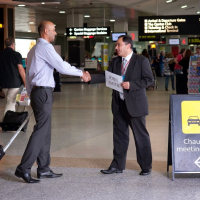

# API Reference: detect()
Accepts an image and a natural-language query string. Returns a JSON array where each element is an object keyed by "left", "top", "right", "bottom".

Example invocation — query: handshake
[{"left": 81, "top": 71, "right": 91, "bottom": 82}]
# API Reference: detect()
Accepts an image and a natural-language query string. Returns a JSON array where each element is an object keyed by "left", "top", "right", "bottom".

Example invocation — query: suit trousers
[
  {"left": 1, "top": 88, "right": 19, "bottom": 121},
  {"left": 110, "top": 98, "right": 152, "bottom": 170},
  {"left": 17, "top": 88, "right": 53, "bottom": 174}
]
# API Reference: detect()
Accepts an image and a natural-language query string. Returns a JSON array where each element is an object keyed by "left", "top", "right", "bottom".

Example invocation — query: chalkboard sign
[{"left": 168, "top": 94, "right": 200, "bottom": 180}]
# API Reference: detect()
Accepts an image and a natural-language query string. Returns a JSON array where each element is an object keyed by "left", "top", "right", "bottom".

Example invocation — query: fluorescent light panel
[
  {"left": 166, "top": 0, "right": 172, "bottom": 3},
  {"left": 18, "top": 5, "right": 25, "bottom": 7},
  {"left": 84, "top": 15, "right": 90, "bottom": 17},
  {"left": 110, "top": 19, "right": 115, "bottom": 22},
  {"left": 181, "top": 5, "right": 187, "bottom": 8},
  {"left": 59, "top": 11, "right": 65, "bottom": 13}
]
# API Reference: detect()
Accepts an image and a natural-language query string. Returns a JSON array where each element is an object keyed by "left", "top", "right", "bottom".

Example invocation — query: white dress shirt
[
  {"left": 121, "top": 51, "right": 133, "bottom": 75},
  {"left": 26, "top": 38, "right": 83, "bottom": 95},
  {"left": 119, "top": 51, "right": 133, "bottom": 100}
]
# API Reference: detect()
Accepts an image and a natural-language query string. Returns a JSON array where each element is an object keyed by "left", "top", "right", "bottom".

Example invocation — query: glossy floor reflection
[{"left": 1, "top": 77, "right": 199, "bottom": 200}]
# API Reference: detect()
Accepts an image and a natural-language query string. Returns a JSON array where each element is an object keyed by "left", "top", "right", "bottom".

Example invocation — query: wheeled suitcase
[{"left": 0, "top": 111, "right": 33, "bottom": 160}]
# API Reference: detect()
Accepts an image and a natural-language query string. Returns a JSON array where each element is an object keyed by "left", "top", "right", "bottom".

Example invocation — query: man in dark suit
[{"left": 84, "top": 35, "right": 154, "bottom": 175}]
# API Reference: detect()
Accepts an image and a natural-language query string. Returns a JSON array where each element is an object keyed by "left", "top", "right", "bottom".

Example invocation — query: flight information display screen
[{"left": 139, "top": 15, "right": 200, "bottom": 41}]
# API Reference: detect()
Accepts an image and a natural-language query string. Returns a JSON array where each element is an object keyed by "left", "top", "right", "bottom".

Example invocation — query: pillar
[{"left": 0, "top": 5, "right": 15, "bottom": 51}]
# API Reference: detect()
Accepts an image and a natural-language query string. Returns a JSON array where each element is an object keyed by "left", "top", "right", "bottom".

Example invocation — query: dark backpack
[{"left": 169, "top": 62, "right": 175, "bottom": 72}]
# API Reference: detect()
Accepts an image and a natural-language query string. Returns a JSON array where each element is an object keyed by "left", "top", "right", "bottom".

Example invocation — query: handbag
[{"left": 1, "top": 110, "right": 29, "bottom": 132}]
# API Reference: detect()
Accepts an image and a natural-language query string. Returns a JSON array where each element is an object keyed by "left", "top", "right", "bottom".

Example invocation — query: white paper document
[{"left": 105, "top": 71, "right": 123, "bottom": 93}]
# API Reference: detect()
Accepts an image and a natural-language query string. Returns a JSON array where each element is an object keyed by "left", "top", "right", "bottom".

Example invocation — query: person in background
[
  {"left": 0, "top": 38, "right": 26, "bottom": 124},
  {"left": 133, "top": 49, "right": 137, "bottom": 54},
  {"left": 163, "top": 53, "right": 175, "bottom": 91},
  {"left": 195, "top": 47, "right": 200, "bottom": 55},
  {"left": 153, "top": 53, "right": 160, "bottom": 77},
  {"left": 178, "top": 49, "right": 192, "bottom": 94},
  {"left": 159, "top": 51, "right": 165, "bottom": 76},
  {"left": 142, "top": 49, "right": 151, "bottom": 65},
  {"left": 174, "top": 48, "right": 186, "bottom": 75}
]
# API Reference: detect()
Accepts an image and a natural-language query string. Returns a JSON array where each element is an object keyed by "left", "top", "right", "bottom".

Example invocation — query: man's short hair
[
  {"left": 38, "top": 21, "right": 46, "bottom": 36},
  {"left": 5, "top": 37, "right": 14, "bottom": 47},
  {"left": 118, "top": 35, "right": 133, "bottom": 49}
]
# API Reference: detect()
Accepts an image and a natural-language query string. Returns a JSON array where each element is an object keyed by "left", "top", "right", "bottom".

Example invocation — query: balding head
[
  {"left": 38, "top": 21, "right": 52, "bottom": 36},
  {"left": 38, "top": 21, "right": 57, "bottom": 43}
]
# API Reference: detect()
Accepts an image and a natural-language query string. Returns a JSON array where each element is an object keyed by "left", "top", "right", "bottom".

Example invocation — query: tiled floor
[{"left": 0, "top": 77, "right": 200, "bottom": 200}]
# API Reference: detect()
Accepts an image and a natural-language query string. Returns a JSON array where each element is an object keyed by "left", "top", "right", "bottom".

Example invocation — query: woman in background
[
  {"left": 163, "top": 53, "right": 175, "bottom": 91},
  {"left": 142, "top": 49, "right": 151, "bottom": 65}
]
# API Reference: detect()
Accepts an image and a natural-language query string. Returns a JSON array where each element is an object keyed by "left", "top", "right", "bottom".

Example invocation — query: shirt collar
[
  {"left": 38, "top": 38, "right": 49, "bottom": 44},
  {"left": 122, "top": 51, "right": 133, "bottom": 61}
]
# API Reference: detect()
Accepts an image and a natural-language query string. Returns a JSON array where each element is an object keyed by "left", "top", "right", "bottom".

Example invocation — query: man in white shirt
[{"left": 15, "top": 21, "right": 89, "bottom": 183}]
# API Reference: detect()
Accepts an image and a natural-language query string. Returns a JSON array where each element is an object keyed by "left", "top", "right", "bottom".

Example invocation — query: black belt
[{"left": 32, "top": 86, "right": 54, "bottom": 91}]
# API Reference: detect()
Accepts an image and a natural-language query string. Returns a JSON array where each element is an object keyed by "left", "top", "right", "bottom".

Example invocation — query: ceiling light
[
  {"left": 18, "top": 5, "right": 25, "bottom": 7},
  {"left": 106, "top": 37, "right": 109, "bottom": 39},
  {"left": 41, "top": 2, "right": 45, "bottom": 4},
  {"left": 59, "top": 11, "right": 65, "bottom": 14},
  {"left": 166, "top": 0, "right": 172, "bottom": 3},
  {"left": 84, "top": 15, "right": 90, "bottom": 18},
  {"left": 28, "top": 30, "right": 31, "bottom": 32},
  {"left": 181, "top": 5, "right": 187, "bottom": 8},
  {"left": 29, "top": 22, "right": 34, "bottom": 24},
  {"left": 197, "top": 11, "right": 200, "bottom": 14},
  {"left": 54, "top": 24, "right": 56, "bottom": 26},
  {"left": 110, "top": 19, "right": 115, "bottom": 22},
  {"left": 64, "top": 33, "right": 67, "bottom": 35}
]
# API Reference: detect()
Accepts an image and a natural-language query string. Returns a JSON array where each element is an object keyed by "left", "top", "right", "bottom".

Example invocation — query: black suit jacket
[{"left": 90, "top": 53, "right": 154, "bottom": 117}]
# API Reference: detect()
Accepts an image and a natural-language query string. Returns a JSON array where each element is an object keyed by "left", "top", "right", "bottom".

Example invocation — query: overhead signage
[
  {"left": 168, "top": 95, "right": 200, "bottom": 180},
  {"left": 188, "top": 37, "right": 200, "bottom": 45},
  {"left": 66, "top": 27, "right": 110, "bottom": 37},
  {"left": 180, "top": 37, "right": 188, "bottom": 45},
  {"left": 139, "top": 35, "right": 160, "bottom": 41},
  {"left": 83, "top": 36, "right": 94, "bottom": 39},
  {"left": 128, "top": 31, "right": 138, "bottom": 42},
  {"left": 139, "top": 15, "right": 200, "bottom": 40}
]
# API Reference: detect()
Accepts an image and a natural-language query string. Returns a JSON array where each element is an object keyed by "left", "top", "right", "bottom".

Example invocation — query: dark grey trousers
[
  {"left": 110, "top": 98, "right": 152, "bottom": 171},
  {"left": 17, "top": 88, "right": 53, "bottom": 174}
]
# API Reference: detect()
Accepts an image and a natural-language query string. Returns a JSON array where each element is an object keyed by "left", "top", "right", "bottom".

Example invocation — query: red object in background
[
  {"left": 171, "top": 46, "right": 180, "bottom": 57},
  {"left": 182, "top": 38, "right": 186, "bottom": 44},
  {"left": 83, "top": 36, "right": 94, "bottom": 39},
  {"left": 131, "top": 33, "right": 135, "bottom": 40}
]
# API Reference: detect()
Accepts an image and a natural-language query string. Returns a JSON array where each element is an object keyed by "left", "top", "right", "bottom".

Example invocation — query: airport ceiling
[{"left": 0, "top": 0, "right": 199, "bottom": 34}]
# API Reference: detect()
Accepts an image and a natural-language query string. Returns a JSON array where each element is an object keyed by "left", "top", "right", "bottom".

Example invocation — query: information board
[
  {"left": 139, "top": 15, "right": 200, "bottom": 40},
  {"left": 169, "top": 95, "right": 200, "bottom": 180},
  {"left": 66, "top": 27, "right": 110, "bottom": 36},
  {"left": 188, "top": 37, "right": 200, "bottom": 45}
]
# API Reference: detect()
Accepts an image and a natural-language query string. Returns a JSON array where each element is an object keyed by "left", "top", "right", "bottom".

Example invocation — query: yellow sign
[
  {"left": 151, "top": 44, "right": 156, "bottom": 49},
  {"left": 0, "top": 24, "right": 3, "bottom": 28},
  {"left": 182, "top": 101, "right": 200, "bottom": 134}
]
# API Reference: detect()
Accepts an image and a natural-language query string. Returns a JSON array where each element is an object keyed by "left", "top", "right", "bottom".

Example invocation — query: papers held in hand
[{"left": 105, "top": 71, "right": 123, "bottom": 93}]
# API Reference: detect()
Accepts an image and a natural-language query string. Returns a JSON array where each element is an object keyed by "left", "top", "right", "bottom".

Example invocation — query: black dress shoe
[
  {"left": 15, "top": 170, "right": 40, "bottom": 183},
  {"left": 37, "top": 170, "right": 63, "bottom": 179},
  {"left": 100, "top": 167, "right": 123, "bottom": 174},
  {"left": 139, "top": 169, "right": 151, "bottom": 176}
]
